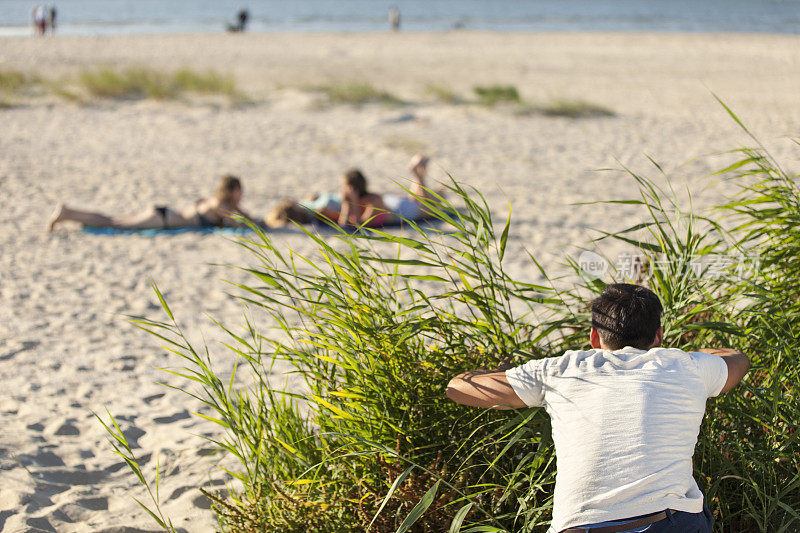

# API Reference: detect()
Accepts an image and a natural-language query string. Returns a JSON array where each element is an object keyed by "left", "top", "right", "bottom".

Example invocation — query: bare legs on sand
[{"left": 47, "top": 204, "right": 183, "bottom": 231}]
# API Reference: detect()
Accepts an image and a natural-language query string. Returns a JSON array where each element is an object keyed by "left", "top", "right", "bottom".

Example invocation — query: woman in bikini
[
  {"left": 47, "top": 175, "right": 256, "bottom": 231},
  {"left": 337, "top": 168, "right": 392, "bottom": 227},
  {"left": 265, "top": 155, "right": 440, "bottom": 228}
]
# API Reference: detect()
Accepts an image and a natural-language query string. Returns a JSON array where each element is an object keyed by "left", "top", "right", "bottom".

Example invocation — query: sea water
[{"left": 1, "top": 0, "right": 799, "bottom": 37}]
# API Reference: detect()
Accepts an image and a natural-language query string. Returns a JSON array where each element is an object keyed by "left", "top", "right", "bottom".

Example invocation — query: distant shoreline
[{"left": 3, "top": 27, "right": 800, "bottom": 39}]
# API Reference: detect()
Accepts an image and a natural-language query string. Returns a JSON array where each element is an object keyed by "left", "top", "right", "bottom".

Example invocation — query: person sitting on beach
[
  {"left": 48, "top": 174, "right": 257, "bottom": 231},
  {"left": 265, "top": 155, "right": 441, "bottom": 228},
  {"left": 447, "top": 283, "right": 750, "bottom": 533}
]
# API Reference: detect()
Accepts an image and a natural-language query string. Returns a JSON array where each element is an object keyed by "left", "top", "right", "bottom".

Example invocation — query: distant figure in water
[
  {"left": 389, "top": 6, "right": 400, "bottom": 31},
  {"left": 227, "top": 6, "right": 249, "bottom": 32},
  {"left": 48, "top": 4, "right": 57, "bottom": 35},
  {"left": 32, "top": 5, "right": 47, "bottom": 36},
  {"left": 48, "top": 175, "right": 258, "bottom": 231}
]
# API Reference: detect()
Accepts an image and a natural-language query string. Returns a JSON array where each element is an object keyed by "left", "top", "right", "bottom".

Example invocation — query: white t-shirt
[{"left": 505, "top": 347, "right": 728, "bottom": 533}]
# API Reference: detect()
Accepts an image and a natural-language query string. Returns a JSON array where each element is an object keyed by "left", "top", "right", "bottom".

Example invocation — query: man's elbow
[
  {"left": 732, "top": 351, "right": 751, "bottom": 375},
  {"left": 721, "top": 352, "right": 752, "bottom": 394},
  {"left": 742, "top": 353, "right": 751, "bottom": 372}
]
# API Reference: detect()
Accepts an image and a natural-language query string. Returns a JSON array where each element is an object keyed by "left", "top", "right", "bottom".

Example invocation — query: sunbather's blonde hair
[{"left": 266, "top": 199, "right": 309, "bottom": 227}]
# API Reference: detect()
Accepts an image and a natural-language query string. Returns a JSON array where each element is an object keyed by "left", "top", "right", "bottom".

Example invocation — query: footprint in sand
[
  {"left": 54, "top": 496, "right": 110, "bottom": 522},
  {"left": 153, "top": 410, "right": 190, "bottom": 424},
  {"left": 26, "top": 516, "right": 56, "bottom": 531},
  {"left": 54, "top": 422, "right": 80, "bottom": 436},
  {"left": 75, "top": 497, "right": 108, "bottom": 511},
  {"left": 196, "top": 447, "right": 217, "bottom": 457},
  {"left": 111, "top": 356, "right": 137, "bottom": 372},
  {"left": 0, "top": 340, "right": 40, "bottom": 361},
  {"left": 168, "top": 485, "right": 194, "bottom": 499},
  {"left": 192, "top": 492, "right": 214, "bottom": 510},
  {"left": 0, "top": 510, "right": 17, "bottom": 531},
  {"left": 120, "top": 426, "right": 146, "bottom": 448},
  {"left": 16, "top": 449, "right": 65, "bottom": 468},
  {"left": 143, "top": 393, "right": 165, "bottom": 405},
  {"left": 44, "top": 417, "right": 80, "bottom": 436},
  {"left": 34, "top": 468, "right": 108, "bottom": 486}
]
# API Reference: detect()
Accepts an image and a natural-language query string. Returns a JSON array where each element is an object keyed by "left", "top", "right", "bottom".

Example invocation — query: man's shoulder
[
  {"left": 549, "top": 346, "right": 698, "bottom": 374},
  {"left": 516, "top": 347, "right": 701, "bottom": 374}
]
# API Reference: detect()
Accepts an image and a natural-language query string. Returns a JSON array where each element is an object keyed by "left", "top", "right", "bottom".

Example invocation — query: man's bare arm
[
  {"left": 446, "top": 370, "right": 527, "bottom": 409},
  {"left": 699, "top": 348, "right": 750, "bottom": 394}
]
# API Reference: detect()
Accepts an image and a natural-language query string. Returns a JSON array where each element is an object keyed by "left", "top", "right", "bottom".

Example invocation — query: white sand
[{"left": 1, "top": 31, "right": 799, "bottom": 531}]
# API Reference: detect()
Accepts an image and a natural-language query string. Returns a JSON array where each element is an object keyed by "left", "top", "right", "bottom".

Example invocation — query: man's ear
[
  {"left": 590, "top": 327, "right": 602, "bottom": 349},
  {"left": 650, "top": 326, "right": 664, "bottom": 348}
]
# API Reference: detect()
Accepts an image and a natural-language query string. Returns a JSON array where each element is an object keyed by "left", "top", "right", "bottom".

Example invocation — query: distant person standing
[
  {"left": 32, "top": 5, "right": 47, "bottom": 36},
  {"left": 389, "top": 6, "right": 400, "bottom": 31},
  {"left": 48, "top": 4, "right": 57, "bottom": 34},
  {"left": 227, "top": 6, "right": 249, "bottom": 32}
]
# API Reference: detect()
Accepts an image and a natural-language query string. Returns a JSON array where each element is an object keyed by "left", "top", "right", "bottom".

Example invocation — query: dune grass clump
[
  {"left": 172, "top": 68, "right": 237, "bottom": 96},
  {"left": 104, "top": 107, "right": 799, "bottom": 532},
  {"left": 0, "top": 70, "right": 42, "bottom": 107},
  {"left": 313, "top": 80, "right": 403, "bottom": 106},
  {"left": 473, "top": 84, "right": 521, "bottom": 106},
  {"left": 426, "top": 84, "right": 461, "bottom": 104},
  {"left": 0, "top": 70, "right": 35, "bottom": 93},
  {"left": 79, "top": 68, "right": 176, "bottom": 99},
  {"left": 1, "top": 68, "right": 241, "bottom": 105},
  {"left": 539, "top": 99, "right": 615, "bottom": 118},
  {"left": 79, "top": 68, "right": 239, "bottom": 100}
]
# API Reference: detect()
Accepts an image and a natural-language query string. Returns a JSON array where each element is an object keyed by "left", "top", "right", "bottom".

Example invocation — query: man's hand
[
  {"left": 699, "top": 348, "right": 750, "bottom": 394},
  {"left": 446, "top": 369, "right": 527, "bottom": 409}
]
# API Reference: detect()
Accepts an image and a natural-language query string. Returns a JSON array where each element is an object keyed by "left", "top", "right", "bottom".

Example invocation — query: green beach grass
[
  {"left": 0, "top": 67, "right": 240, "bottom": 104},
  {"left": 0, "top": 70, "right": 35, "bottom": 93},
  {"left": 312, "top": 80, "right": 403, "bottom": 106},
  {"left": 426, "top": 84, "right": 461, "bottom": 104},
  {"left": 538, "top": 99, "right": 615, "bottom": 118},
  {"left": 79, "top": 67, "right": 238, "bottom": 100},
  {"left": 473, "top": 84, "right": 521, "bottom": 106},
  {"left": 0, "top": 70, "right": 42, "bottom": 106},
  {"left": 102, "top": 107, "right": 798, "bottom": 532}
]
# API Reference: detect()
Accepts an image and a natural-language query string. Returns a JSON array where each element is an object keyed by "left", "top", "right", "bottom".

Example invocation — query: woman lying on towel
[
  {"left": 48, "top": 175, "right": 258, "bottom": 231},
  {"left": 266, "top": 155, "right": 439, "bottom": 228}
]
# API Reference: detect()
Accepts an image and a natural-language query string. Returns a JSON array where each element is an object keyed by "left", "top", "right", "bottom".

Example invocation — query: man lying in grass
[{"left": 447, "top": 283, "right": 750, "bottom": 533}]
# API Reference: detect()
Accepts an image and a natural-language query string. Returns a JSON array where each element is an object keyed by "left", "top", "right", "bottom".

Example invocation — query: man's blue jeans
[{"left": 576, "top": 502, "right": 714, "bottom": 532}]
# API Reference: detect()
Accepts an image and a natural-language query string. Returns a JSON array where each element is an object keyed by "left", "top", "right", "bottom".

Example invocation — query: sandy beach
[{"left": 1, "top": 31, "right": 799, "bottom": 531}]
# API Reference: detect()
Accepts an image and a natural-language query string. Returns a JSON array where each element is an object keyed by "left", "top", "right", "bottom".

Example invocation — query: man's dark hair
[{"left": 591, "top": 283, "right": 662, "bottom": 350}]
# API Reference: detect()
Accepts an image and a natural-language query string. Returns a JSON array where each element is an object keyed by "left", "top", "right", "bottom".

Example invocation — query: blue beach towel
[
  {"left": 80, "top": 209, "right": 456, "bottom": 236},
  {"left": 81, "top": 226, "right": 256, "bottom": 236}
]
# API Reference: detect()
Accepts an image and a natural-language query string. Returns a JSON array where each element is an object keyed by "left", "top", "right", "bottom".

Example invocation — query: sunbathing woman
[
  {"left": 265, "top": 155, "right": 440, "bottom": 228},
  {"left": 338, "top": 168, "right": 392, "bottom": 227},
  {"left": 47, "top": 175, "right": 257, "bottom": 231}
]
